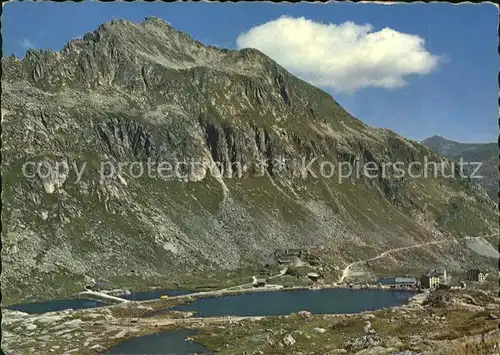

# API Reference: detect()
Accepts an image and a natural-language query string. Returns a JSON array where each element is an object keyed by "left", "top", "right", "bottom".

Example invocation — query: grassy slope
[
  {"left": 1, "top": 21, "right": 497, "bottom": 304},
  {"left": 2, "top": 150, "right": 497, "bottom": 305}
]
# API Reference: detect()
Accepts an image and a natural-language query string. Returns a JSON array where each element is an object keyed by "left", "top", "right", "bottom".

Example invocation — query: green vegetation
[
  {"left": 422, "top": 135, "right": 498, "bottom": 200},
  {"left": 2, "top": 18, "right": 498, "bottom": 307},
  {"left": 193, "top": 302, "right": 500, "bottom": 354}
]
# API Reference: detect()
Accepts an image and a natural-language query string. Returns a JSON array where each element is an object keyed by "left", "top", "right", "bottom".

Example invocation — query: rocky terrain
[
  {"left": 193, "top": 288, "right": 500, "bottom": 354},
  {"left": 2, "top": 288, "right": 499, "bottom": 354},
  {"left": 422, "top": 135, "right": 497, "bottom": 201},
  {"left": 1, "top": 17, "right": 498, "bottom": 304}
]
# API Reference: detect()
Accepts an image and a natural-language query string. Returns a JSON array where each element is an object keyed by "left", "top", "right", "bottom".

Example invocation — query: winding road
[{"left": 337, "top": 233, "right": 498, "bottom": 284}]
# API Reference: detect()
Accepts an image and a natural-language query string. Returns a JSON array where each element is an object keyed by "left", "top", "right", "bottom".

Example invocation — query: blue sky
[{"left": 3, "top": 2, "right": 498, "bottom": 143}]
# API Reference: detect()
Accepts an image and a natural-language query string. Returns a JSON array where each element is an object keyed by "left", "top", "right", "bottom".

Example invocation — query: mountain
[
  {"left": 421, "top": 135, "right": 497, "bottom": 201},
  {"left": 1, "top": 17, "right": 497, "bottom": 304}
]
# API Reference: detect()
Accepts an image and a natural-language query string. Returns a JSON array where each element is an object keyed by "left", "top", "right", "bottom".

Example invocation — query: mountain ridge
[
  {"left": 421, "top": 135, "right": 497, "bottom": 200},
  {"left": 1, "top": 17, "right": 497, "bottom": 304}
]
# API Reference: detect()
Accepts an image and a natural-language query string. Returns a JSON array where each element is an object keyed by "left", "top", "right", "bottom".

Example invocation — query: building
[
  {"left": 274, "top": 249, "right": 302, "bottom": 257},
  {"left": 254, "top": 278, "right": 267, "bottom": 287},
  {"left": 394, "top": 277, "right": 417, "bottom": 287},
  {"left": 280, "top": 256, "right": 304, "bottom": 267},
  {"left": 274, "top": 249, "right": 305, "bottom": 264},
  {"left": 431, "top": 266, "right": 447, "bottom": 282},
  {"left": 421, "top": 266, "right": 447, "bottom": 289},
  {"left": 285, "top": 249, "right": 303, "bottom": 257},
  {"left": 307, "top": 272, "right": 323, "bottom": 282},
  {"left": 466, "top": 269, "right": 486, "bottom": 283},
  {"left": 277, "top": 257, "right": 292, "bottom": 265},
  {"left": 421, "top": 275, "right": 441, "bottom": 289},
  {"left": 304, "top": 254, "right": 322, "bottom": 266}
]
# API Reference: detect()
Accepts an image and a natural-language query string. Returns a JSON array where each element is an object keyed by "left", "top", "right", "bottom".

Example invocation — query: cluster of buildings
[
  {"left": 260, "top": 248, "right": 489, "bottom": 292},
  {"left": 263, "top": 248, "right": 322, "bottom": 267},
  {"left": 389, "top": 267, "right": 487, "bottom": 290},
  {"left": 419, "top": 267, "right": 487, "bottom": 289},
  {"left": 465, "top": 269, "right": 487, "bottom": 283}
]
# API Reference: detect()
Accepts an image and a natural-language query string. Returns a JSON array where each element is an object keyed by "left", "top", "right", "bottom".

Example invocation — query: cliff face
[{"left": 1, "top": 17, "right": 497, "bottom": 303}]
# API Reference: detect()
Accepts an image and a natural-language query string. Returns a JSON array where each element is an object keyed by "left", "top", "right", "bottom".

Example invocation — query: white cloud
[
  {"left": 236, "top": 16, "right": 441, "bottom": 93},
  {"left": 19, "top": 39, "right": 35, "bottom": 49}
]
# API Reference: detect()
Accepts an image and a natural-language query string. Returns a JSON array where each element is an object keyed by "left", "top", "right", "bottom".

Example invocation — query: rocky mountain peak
[
  {"left": 3, "top": 16, "right": 284, "bottom": 93},
  {"left": 142, "top": 16, "right": 175, "bottom": 29},
  {"left": 1, "top": 19, "right": 497, "bottom": 304},
  {"left": 421, "top": 135, "right": 497, "bottom": 200},
  {"left": 422, "top": 135, "right": 455, "bottom": 146}
]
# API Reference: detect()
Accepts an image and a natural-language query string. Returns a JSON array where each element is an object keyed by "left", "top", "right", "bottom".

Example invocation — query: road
[
  {"left": 219, "top": 268, "right": 287, "bottom": 292},
  {"left": 337, "top": 233, "right": 498, "bottom": 284},
  {"left": 78, "top": 290, "right": 129, "bottom": 304}
]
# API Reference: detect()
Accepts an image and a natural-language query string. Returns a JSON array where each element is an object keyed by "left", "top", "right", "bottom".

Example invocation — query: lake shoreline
[
  {"left": 5, "top": 280, "right": 421, "bottom": 314},
  {"left": 135, "top": 282, "right": 421, "bottom": 308},
  {"left": 102, "top": 287, "right": 418, "bottom": 353},
  {"left": 7, "top": 286, "right": 497, "bottom": 354}
]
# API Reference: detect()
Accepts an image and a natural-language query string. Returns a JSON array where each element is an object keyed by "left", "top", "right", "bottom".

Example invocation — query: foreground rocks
[
  {"left": 192, "top": 289, "right": 500, "bottom": 355},
  {"left": 1, "top": 307, "right": 126, "bottom": 354}
]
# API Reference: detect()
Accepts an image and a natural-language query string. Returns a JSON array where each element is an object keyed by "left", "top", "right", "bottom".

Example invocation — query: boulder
[
  {"left": 345, "top": 335, "right": 382, "bottom": 351},
  {"left": 363, "top": 321, "right": 371, "bottom": 334},
  {"left": 362, "top": 313, "right": 376, "bottom": 320},
  {"left": 283, "top": 334, "right": 296, "bottom": 346},
  {"left": 297, "top": 310, "right": 312, "bottom": 318}
]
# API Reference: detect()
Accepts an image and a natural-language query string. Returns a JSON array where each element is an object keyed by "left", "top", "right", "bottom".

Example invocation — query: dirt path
[{"left": 337, "top": 234, "right": 498, "bottom": 284}]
